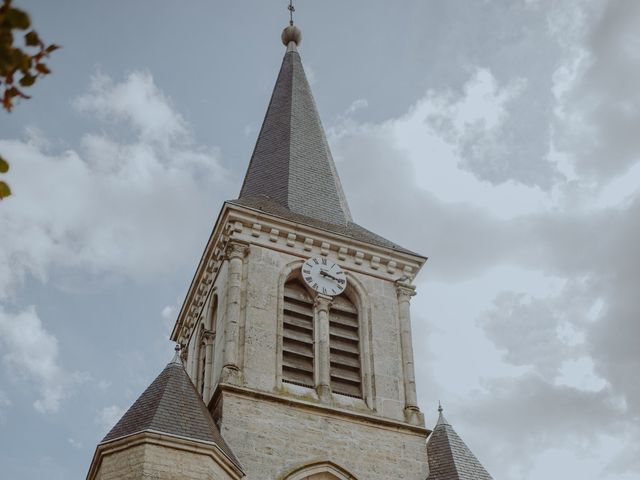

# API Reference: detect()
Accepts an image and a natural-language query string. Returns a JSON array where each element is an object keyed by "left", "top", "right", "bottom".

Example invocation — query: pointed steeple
[
  {"left": 238, "top": 24, "right": 352, "bottom": 226},
  {"left": 426, "top": 405, "right": 493, "bottom": 479}
]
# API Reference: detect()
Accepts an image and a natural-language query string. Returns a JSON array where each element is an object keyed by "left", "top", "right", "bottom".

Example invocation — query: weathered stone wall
[
  {"left": 94, "top": 442, "right": 237, "bottom": 480},
  {"left": 94, "top": 444, "right": 146, "bottom": 480},
  {"left": 219, "top": 391, "right": 429, "bottom": 480},
  {"left": 239, "top": 243, "right": 410, "bottom": 423}
]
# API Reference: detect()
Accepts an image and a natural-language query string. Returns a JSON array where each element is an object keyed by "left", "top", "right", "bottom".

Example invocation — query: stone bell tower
[
  {"left": 167, "top": 22, "right": 430, "bottom": 479},
  {"left": 86, "top": 14, "right": 496, "bottom": 480}
]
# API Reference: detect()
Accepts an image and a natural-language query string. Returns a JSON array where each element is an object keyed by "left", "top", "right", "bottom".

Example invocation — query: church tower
[
  {"left": 87, "top": 14, "right": 494, "bottom": 480},
  {"left": 169, "top": 22, "right": 430, "bottom": 479}
]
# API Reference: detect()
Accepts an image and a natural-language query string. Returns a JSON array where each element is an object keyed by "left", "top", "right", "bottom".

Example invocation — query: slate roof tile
[
  {"left": 426, "top": 411, "right": 493, "bottom": 480},
  {"left": 101, "top": 357, "right": 240, "bottom": 467},
  {"left": 238, "top": 41, "right": 352, "bottom": 226}
]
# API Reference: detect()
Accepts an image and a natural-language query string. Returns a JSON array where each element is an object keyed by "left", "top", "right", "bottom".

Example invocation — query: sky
[{"left": 1, "top": 1, "right": 639, "bottom": 478}]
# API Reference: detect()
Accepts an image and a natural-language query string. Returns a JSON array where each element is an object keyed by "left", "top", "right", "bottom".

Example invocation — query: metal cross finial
[
  {"left": 438, "top": 401, "right": 443, "bottom": 414},
  {"left": 288, "top": 0, "right": 295, "bottom": 26}
]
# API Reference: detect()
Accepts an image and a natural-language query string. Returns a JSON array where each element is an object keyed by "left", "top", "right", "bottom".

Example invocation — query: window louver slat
[
  {"left": 329, "top": 304, "right": 362, "bottom": 398},
  {"left": 282, "top": 281, "right": 314, "bottom": 388}
]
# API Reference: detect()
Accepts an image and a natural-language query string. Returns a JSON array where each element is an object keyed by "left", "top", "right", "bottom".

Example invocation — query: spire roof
[
  {"left": 233, "top": 27, "right": 420, "bottom": 257},
  {"left": 426, "top": 406, "right": 493, "bottom": 480},
  {"left": 101, "top": 351, "right": 239, "bottom": 466},
  {"left": 238, "top": 26, "right": 352, "bottom": 226}
]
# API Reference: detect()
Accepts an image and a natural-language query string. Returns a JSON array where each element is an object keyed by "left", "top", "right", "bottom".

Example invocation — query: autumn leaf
[
  {"left": 0, "top": 155, "right": 9, "bottom": 173},
  {"left": 0, "top": 180, "right": 11, "bottom": 199}
]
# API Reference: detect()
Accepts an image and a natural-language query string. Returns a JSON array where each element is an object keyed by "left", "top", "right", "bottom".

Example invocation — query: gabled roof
[
  {"left": 426, "top": 409, "right": 493, "bottom": 480},
  {"left": 238, "top": 36, "right": 352, "bottom": 226},
  {"left": 101, "top": 353, "right": 239, "bottom": 467}
]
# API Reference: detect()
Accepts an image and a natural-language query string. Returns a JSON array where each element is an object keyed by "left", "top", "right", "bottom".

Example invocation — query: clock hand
[{"left": 320, "top": 270, "right": 341, "bottom": 282}]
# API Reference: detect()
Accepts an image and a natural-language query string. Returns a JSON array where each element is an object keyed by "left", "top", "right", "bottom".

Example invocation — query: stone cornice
[
  {"left": 217, "top": 383, "right": 431, "bottom": 437},
  {"left": 171, "top": 202, "right": 428, "bottom": 350}
]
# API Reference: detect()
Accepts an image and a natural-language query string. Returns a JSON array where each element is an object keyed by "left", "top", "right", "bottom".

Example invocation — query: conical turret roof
[
  {"left": 101, "top": 353, "right": 239, "bottom": 466},
  {"left": 426, "top": 408, "right": 493, "bottom": 480}
]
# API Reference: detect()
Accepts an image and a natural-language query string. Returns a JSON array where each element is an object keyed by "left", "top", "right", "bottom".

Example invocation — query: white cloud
[
  {"left": 161, "top": 303, "right": 179, "bottom": 336},
  {"left": 0, "top": 71, "right": 232, "bottom": 297},
  {"left": 326, "top": 4, "right": 640, "bottom": 472},
  {"left": 67, "top": 438, "right": 83, "bottom": 450},
  {"left": 556, "top": 357, "right": 607, "bottom": 392},
  {"left": 161, "top": 304, "right": 177, "bottom": 321},
  {"left": 552, "top": 1, "right": 640, "bottom": 182},
  {"left": 344, "top": 98, "right": 368, "bottom": 116},
  {"left": 73, "top": 71, "right": 188, "bottom": 146},
  {"left": 0, "top": 389, "right": 11, "bottom": 423},
  {"left": 98, "top": 404, "right": 126, "bottom": 432},
  {"left": 0, "top": 306, "right": 80, "bottom": 413}
]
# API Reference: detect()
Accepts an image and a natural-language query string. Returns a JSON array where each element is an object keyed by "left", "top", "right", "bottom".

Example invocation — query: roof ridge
[
  {"left": 440, "top": 423, "right": 462, "bottom": 479},
  {"left": 156, "top": 363, "right": 224, "bottom": 448},
  {"left": 100, "top": 359, "right": 241, "bottom": 468}
]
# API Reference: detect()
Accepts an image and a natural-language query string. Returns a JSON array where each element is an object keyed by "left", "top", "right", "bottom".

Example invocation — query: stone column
[
  {"left": 314, "top": 294, "right": 333, "bottom": 402},
  {"left": 396, "top": 282, "right": 423, "bottom": 425},
  {"left": 222, "top": 240, "right": 249, "bottom": 384},
  {"left": 202, "top": 330, "right": 215, "bottom": 401}
]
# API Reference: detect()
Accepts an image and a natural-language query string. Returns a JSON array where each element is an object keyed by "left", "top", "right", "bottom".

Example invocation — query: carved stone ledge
[
  {"left": 395, "top": 282, "right": 417, "bottom": 301},
  {"left": 303, "top": 237, "right": 314, "bottom": 251},
  {"left": 225, "top": 240, "right": 250, "bottom": 260}
]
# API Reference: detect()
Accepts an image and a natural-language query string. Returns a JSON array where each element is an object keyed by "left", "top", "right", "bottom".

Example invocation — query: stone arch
[
  {"left": 275, "top": 260, "right": 374, "bottom": 407},
  {"left": 280, "top": 461, "right": 358, "bottom": 480}
]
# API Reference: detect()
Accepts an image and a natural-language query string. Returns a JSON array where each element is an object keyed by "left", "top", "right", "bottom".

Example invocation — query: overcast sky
[{"left": 1, "top": 1, "right": 639, "bottom": 479}]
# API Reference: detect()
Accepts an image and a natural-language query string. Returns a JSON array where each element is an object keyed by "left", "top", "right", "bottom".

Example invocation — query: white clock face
[{"left": 301, "top": 257, "right": 347, "bottom": 296}]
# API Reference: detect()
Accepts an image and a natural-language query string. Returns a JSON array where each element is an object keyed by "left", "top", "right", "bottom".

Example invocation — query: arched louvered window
[
  {"left": 282, "top": 279, "right": 315, "bottom": 388},
  {"left": 329, "top": 294, "right": 362, "bottom": 398}
]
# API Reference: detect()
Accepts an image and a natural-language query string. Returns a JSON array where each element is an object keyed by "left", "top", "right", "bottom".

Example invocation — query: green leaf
[
  {"left": 45, "top": 44, "right": 60, "bottom": 54},
  {"left": 19, "top": 72, "right": 34, "bottom": 86},
  {"left": 5, "top": 7, "right": 30, "bottom": 30},
  {"left": 0, "top": 155, "right": 8, "bottom": 173},
  {"left": 24, "top": 30, "right": 39, "bottom": 46},
  {"left": 0, "top": 180, "right": 11, "bottom": 199}
]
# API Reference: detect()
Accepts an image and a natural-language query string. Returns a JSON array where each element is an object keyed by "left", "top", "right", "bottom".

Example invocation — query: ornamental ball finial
[{"left": 281, "top": 25, "right": 302, "bottom": 47}]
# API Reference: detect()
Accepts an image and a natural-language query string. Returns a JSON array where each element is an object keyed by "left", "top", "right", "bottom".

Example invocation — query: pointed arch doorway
[{"left": 281, "top": 461, "right": 358, "bottom": 480}]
